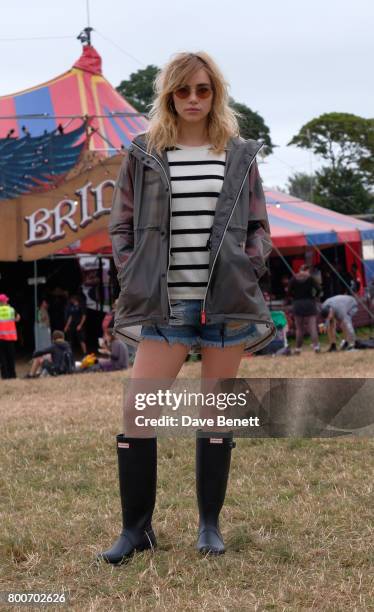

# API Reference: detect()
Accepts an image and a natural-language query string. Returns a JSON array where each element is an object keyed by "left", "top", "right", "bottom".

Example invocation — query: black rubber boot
[
  {"left": 97, "top": 435, "right": 157, "bottom": 565},
  {"left": 196, "top": 432, "right": 235, "bottom": 555}
]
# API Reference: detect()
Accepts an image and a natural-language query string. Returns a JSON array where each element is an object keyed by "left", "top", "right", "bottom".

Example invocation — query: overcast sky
[{"left": 1, "top": 0, "right": 373, "bottom": 189}]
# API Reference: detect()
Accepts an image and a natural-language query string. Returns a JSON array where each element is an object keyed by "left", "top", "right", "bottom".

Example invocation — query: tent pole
[
  {"left": 108, "top": 257, "right": 113, "bottom": 309},
  {"left": 271, "top": 244, "right": 296, "bottom": 277},
  {"left": 99, "top": 256, "right": 104, "bottom": 313}
]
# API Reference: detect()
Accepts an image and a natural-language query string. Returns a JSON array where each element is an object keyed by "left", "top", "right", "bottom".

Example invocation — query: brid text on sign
[{"left": 25, "top": 179, "right": 114, "bottom": 246}]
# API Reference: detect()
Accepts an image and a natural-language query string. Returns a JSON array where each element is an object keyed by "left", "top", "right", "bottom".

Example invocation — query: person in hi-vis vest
[{"left": 0, "top": 294, "right": 20, "bottom": 379}]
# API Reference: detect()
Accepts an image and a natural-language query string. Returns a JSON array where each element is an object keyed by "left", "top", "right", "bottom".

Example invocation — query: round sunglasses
[{"left": 173, "top": 84, "right": 213, "bottom": 100}]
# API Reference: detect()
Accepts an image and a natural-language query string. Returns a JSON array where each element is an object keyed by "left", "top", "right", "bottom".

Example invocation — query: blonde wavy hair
[{"left": 146, "top": 52, "right": 240, "bottom": 155}]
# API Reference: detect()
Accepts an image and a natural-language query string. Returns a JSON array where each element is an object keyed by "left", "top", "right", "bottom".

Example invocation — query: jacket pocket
[
  {"left": 117, "top": 251, "right": 135, "bottom": 284},
  {"left": 231, "top": 228, "right": 258, "bottom": 276},
  {"left": 117, "top": 228, "right": 162, "bottom": 318},
  {"left": 117, "top": 227, "right": 153, "bottom": 287},
  {"left": 245, "top": 226, "right": 271, "bottom": 279},
  {"left": 209, "top": 227, "right": 260, "bottom": 314}
]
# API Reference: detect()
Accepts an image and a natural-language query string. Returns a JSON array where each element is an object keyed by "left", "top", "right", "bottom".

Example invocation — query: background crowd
[
  {"left": 1, "top": 261, "right": 374, "bottom": 378},
  {"left": 0, "top": 291, "right": 130, "bottom": 380}
]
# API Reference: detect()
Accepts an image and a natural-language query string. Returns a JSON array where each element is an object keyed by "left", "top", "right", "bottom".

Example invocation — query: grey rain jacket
[{"left": 109, "top": 133, "right": 276, "bottom": 354}]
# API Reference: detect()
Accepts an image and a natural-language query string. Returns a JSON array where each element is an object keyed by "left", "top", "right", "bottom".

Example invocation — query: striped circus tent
[
  {"left": 0, "top": 44, "right": 148, "bottom": 152},
  {"left": 266, "top": 189, "right": 374, "bottom": 284},
  {"left": 265, "top": 189, "right": 374, "bottom": 249}
]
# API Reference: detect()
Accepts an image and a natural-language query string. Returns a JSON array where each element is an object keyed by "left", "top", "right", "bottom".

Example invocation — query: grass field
[{"left": 1, "top": 350, "right": 373, "bottom": 611}]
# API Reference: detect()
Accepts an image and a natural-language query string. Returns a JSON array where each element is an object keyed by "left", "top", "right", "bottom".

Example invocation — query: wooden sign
[{"left": 0, "top": 154, "right": 123, "bottom": 261}]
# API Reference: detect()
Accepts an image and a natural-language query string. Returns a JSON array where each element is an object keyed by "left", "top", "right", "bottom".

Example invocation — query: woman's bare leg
[
  {"left": 294, "top": 315, "right": 305, "bottom": 350},
  {"left": 201, "top": 343, "right": 245, "bottom": 381},
  {"left": 307, "top": 315, "right": 320, "bottom": 350},
  {"left": 29, "top": 356, "right": 43, "bottom": 377},
  {"left": 124, "top": 339, "right": 190, "bottom": 436},
  {"left": 199, "top": 343, "right": 246, "bottom": 429},
  {"left": 99, "top": 338, "right": 190, "bottom": 564}
]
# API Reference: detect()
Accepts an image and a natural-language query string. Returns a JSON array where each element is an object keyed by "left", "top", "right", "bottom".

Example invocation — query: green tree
[
  {"left": 286, "top": 172, "right": 317, "bottom": 201},
  {"left": 116, "top": 65, "right": 159, "bottom": 114},
  {"left": 229, "top": 99, "right": 274, "bottom": 154},
  {"left": 289, "top": 112, "right": 374, "bottom": 188},
  {"left": 314, "top": 167, "right": 374, "bottom": 215},
  {"left": 289, "top": 113, "right": 374, "bottom": 213}
]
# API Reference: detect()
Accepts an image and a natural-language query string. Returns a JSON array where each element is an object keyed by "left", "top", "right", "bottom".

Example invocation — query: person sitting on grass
[
  {"left": 26, "top": 330, "right": 74, "bottom": 378},
  {"left": 98, "top": 329, "right": 129, "bottom": 372},
  {"left": 320, "top": 294, "right": 358, "bottom": 352}
]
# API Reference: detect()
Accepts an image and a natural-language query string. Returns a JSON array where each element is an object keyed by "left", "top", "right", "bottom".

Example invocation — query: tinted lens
[
  {"left": 174, "top": 86, "right": 190, "bottom": 99},
  {"left": 196, "top": 85, "right": 212, "bottom": 99},
  {"left": 173, "top": 85, "right": 213, "bottom": 99}
]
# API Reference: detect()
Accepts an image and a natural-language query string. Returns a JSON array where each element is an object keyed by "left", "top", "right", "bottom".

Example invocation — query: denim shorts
[{"left": 140, "top": 299, "right": 258, "bottom": 350}]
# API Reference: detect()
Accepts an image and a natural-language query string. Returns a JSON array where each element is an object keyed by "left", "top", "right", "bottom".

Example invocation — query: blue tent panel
[
  {"left": 14, "top": 87, "right": 56, "bottom": 136},
  {"left": 306, "top": 231, "right": 338, "bottom": 246}
]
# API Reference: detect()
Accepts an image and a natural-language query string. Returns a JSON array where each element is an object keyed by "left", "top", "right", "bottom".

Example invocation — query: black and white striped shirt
[{"left": 166, "top": 144, "right": 226, "bottom": 299}]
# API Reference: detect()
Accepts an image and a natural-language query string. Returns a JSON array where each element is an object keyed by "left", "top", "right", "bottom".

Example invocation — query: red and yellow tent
[{"left": 0, "top": 44, "right": 148, "bottom": 151}]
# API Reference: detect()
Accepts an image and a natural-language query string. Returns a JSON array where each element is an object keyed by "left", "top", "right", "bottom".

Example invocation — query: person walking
[
  {"left": 97, "top": 51, "right": 276, "bottom": 565},
  {"left": 64, "top": 295, "right": 87, "bottom": 355},
  {"left": 288, "top": 264, "right": 322, "bottom": 354},
  {"left": 0, "top": 294, "right": 20, "bottom": 379},
  {"left": 320, "top": 294, "right": 358, "bottom": 351}
]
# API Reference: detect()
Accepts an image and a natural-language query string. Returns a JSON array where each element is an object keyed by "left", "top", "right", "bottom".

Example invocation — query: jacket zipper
[
  {"left": 131, "top": 141, "right": 173, "bottom": 321},
  {"left": 201, "top": 143, "right": 264, "bottom": 324}
]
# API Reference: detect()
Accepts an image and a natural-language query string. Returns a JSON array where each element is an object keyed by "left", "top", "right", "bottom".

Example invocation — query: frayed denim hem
[
  {"left": 140, "top": 334, "right": 261, "bottom": 350},
  {"left": 200, "top": 337, "right": 253, "bottom": 349},
  {"left": 140, "top": 333, "right": 195, "bottom": 348}
]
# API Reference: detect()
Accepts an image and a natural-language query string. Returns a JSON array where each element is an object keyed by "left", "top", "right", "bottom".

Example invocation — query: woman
[
  {"left": 36, "top": 298, "right": 51, "bottom": 350},
  {"left": 98, "top": 52, "right": 275, "bottom": 564},
  {"left": 288, "top": 264, "right": 322, "bottom": 354}
]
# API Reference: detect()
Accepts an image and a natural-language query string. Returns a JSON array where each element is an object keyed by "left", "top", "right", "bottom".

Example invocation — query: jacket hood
[{"left": 55, "top": 340, "right": 70, "bottom": 351}]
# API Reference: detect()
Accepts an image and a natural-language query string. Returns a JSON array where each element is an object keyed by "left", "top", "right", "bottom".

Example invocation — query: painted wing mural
[{"left": 0, "top": 123, "right": 87, "bottom": 200}]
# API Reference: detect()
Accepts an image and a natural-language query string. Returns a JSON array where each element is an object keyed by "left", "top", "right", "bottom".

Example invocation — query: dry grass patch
[{"left": 0, "top": 351, "right": 373, "bottom": 610}]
